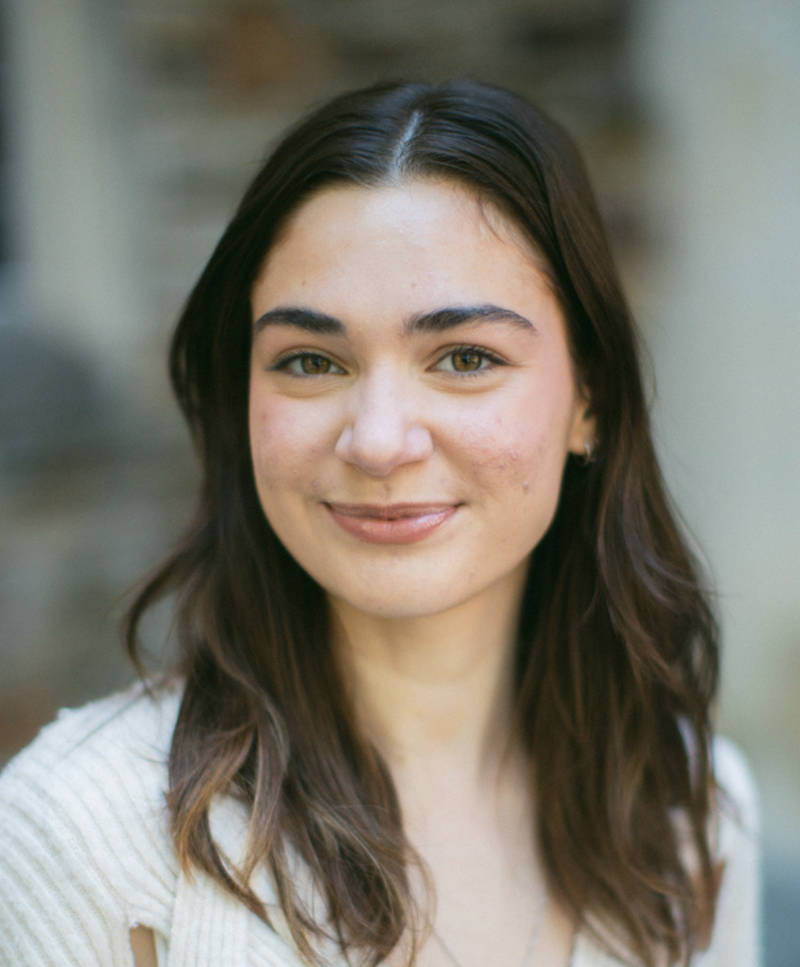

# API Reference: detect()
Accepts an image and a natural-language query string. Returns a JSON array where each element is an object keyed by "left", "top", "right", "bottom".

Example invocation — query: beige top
[{"left": 0, "top": 683, "right": 760, "bottom": 966}]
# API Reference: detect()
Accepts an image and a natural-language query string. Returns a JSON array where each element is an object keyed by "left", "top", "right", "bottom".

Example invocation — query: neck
[{"left": 330, "top": 573, "right": 526, "bottom": 786}]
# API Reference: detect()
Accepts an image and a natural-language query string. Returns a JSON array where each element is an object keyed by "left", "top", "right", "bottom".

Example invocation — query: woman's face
[{"left": 249, "top": 180, "right": 593, "bottom": 621}]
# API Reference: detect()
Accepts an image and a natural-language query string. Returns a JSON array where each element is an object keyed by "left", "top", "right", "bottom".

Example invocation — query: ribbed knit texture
[{"left": 0, "top": 683, "right": 760, "bottom": 966}]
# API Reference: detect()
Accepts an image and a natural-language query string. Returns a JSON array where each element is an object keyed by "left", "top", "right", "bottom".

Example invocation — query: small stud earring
[{"left": 575, "top": 440, "right": 597, "bottom": 466}]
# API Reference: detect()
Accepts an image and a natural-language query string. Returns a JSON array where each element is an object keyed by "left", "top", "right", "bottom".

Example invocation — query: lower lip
[{"left": 325, "top": 505, "right": 457, "bottom": 544}]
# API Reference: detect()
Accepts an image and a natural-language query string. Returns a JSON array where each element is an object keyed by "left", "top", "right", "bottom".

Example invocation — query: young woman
[{"left": 0, "top": 80, "right": 759, "bottom": 967}]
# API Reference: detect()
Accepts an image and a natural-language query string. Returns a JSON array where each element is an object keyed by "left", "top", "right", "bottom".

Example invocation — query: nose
[{"left": 334, "top": 366, "right": 433, "bottom": 477}]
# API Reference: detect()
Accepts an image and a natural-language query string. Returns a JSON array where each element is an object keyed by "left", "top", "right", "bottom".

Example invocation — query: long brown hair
[{"left": 125, "top": 80, "right": 720, "bottom": 966}]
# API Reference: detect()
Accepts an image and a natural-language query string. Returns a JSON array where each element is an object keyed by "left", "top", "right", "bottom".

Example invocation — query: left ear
[{"left": 567, "top": 389, "right": 597, "bottom": 458}]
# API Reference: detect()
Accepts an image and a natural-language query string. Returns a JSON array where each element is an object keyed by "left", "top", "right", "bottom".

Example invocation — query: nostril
[{"left": 334, "top": 414, "right": 432, "bottom": 477}]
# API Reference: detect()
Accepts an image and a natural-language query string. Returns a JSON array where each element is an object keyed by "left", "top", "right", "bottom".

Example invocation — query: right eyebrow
[{"left": 253, "top": 307, "right": 344, "bottom": 335}]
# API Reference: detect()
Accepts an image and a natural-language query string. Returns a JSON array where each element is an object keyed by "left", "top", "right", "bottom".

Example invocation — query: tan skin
[
  {"left": 133, "top": 180, "right": 592, "bottom": 965},
  {"left": 331, "top": 567, "right": 577, "bottom": 967},
  {"left": 129, "top": 926, "right": 158, "bottom": 967}
]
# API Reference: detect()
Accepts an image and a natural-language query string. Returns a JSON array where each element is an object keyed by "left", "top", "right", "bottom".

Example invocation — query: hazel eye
[
  {"left": 273, "top": 352, "right": 345, "bottom": 376},
  {"left": 299, "top": 354, "right": 333, "bottom": 375},
  {"left": 435, "top": 346, "right": 504, "bottom": 374},
  {"left": 450, "top": 349, "right": 484, "bottom": 372}
]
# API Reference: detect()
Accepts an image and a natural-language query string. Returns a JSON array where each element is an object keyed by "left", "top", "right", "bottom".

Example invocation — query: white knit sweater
[{"left": 0, "top": 682, "right": 760, "bottom": 967}]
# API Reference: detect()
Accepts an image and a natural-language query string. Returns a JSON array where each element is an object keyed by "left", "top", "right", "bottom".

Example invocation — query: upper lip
[{"left": 325, "top": 502, "right": 457, "bottom": 520}]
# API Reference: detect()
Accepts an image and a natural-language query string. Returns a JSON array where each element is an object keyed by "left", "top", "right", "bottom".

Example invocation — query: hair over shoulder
[{"left": 125, "top": 79, "right": 720, "bottom": 967}]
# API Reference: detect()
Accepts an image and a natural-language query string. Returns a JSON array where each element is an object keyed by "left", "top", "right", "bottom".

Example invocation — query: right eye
[{"left": 272, "top": 352, "right": 346, "bottom": 376}]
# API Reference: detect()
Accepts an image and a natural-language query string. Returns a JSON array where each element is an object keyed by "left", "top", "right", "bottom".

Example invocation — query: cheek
[
  {"left": 455, "top": 409, "right": 565, "bottom": 494},
  {"left": 248, "top": 394, "right": 328, "bottom": 490}
]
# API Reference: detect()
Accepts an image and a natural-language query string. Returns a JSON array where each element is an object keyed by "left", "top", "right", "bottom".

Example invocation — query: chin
[{"left": 327, "top": 579, "right": 470, "bottom": 622}]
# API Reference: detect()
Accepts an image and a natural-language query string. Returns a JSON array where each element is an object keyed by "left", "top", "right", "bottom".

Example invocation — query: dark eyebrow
[
  {"left": 405, "top": 304, "right": 535, "bottom": 334},
  {"left": 252, "top": 303, "right": 535, "bottom": 337},
  {"left": 253, "top": 307, "right": 344, "bottom": 335}
]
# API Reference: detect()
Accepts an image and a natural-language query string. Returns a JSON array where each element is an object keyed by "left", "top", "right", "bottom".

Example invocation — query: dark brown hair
[{"left": 125, "top": 79, "right": 720, "bottom": 967}]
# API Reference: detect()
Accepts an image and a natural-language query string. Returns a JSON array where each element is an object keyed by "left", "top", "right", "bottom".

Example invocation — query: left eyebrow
[{"left": 405, "top": 304, "right": 535, "bottom": 334}]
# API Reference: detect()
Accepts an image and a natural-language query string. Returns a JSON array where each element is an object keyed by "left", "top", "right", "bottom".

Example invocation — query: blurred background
[{"left": 0, "top": 0, "right": 797, "bottom": 962}]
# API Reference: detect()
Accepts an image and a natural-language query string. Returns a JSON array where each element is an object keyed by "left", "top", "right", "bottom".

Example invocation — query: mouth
[{"left": 324, "top": 502, "right": 459, "bottom": 544}]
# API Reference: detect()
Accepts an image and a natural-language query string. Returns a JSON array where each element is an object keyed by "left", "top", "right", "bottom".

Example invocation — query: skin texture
[
  {"left": 249, "top": 180, "right": 593, "bottom": 628},
  {"left": 247, "top": 180, "right": 592, "bottom": 967},
  {"left": 130, "top": 926, "right": 158, "bottom": 967}
]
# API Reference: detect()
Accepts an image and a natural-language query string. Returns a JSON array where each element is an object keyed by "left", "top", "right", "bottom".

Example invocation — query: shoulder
[
  {"left": 713, "top": 736, "right": 759, "bottom": 840},
  {"left": 699, "top": 737, "right": 762, "bottom": 967},
  {"left": 9, "top": 674, "right": 178, "bottom": 753},
  {"left": 572, "top": 737, "right": 762, "bottom": 967},
  {"left": 0, "top": 677, "right": 182, "bottom": 827},
  {"left": 0, "top": 680, "right": 184, "bottom": 964}
]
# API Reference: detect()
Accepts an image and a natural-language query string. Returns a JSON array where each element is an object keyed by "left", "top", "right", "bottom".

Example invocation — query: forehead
[{"left": 252, "top": 179, "right": 556, "bottom": 318}]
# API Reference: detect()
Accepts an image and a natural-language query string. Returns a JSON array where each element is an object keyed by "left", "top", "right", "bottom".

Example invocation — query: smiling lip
[{"left": 324, "top": 502, "right": 458, "bottom": 544}]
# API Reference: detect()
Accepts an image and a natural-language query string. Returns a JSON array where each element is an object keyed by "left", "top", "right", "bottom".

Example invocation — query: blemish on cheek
[{"left": 522, "top": 482, "right": 531, "bottom": 494}]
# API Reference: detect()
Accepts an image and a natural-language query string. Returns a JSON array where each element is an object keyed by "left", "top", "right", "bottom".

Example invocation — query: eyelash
[
  {"left": 270, "top": 351, "right": 346, "bottom": 376},
  {"left": 434, "top": 345, "right": 507, "bottom": 375},
  {"left": 270, "top": 345, "right": 507, "bottom": 377}
]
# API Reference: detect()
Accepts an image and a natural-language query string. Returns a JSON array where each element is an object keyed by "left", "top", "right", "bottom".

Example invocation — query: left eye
[
  {"left": 435, "top": 347, "right": 500, "bottom": 373},
  {"left": 273, "top": 352, "right": 345, "bottom": 376}
]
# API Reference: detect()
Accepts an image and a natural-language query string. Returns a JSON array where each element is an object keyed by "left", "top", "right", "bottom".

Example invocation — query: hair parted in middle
[{"left": 125, "top": 79, "right": 720, "bottom": 967}]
